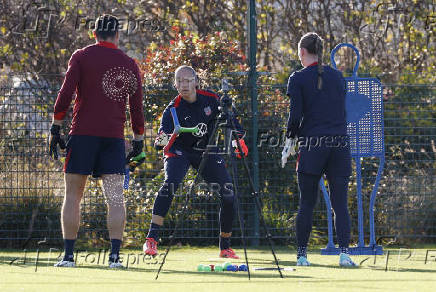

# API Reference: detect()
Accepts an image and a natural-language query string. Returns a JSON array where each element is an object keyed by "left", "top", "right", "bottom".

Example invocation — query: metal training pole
[
  {"left": 222, "top": 83, "right": 251, "bottom": 280},
  {"left": 229, "top": 115, "right": 283, "bottom": 278}
]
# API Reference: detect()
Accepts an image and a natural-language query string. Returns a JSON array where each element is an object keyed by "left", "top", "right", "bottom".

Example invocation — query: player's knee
[
  {"left": 157, "top": 182, "right": 178, "bottom": 201},
  {"left": 105, "top": 193, "right": 125, "bottom": 208},
  {"left": 161, "top": 180, "right": 181, "bottom": 194},
  {"left": 331, "top": 204, "right": 349, "bottom": 218},
  {"left": 299, "top": 197, "right": 317, "bottom": 211},
  {"left": 222, "top": 195, "right": 234, "bottom": 208},
  {"left": 102, "top": 174, "right": 125, "bottom": 208},
  {"left": 153, "top": 191, "right": 173, "bottom": 217},
  {"left": 64, "top": 195, "right": 82, "bottom": 207},
  {"left": 206, "top": 182, "right": 221, "bottom": 197},
  {"left": 220, "top": 183, "right": 234, "bottom": 206}
]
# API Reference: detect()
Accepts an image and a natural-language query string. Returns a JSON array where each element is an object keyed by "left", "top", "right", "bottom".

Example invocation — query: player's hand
[
  {"left": 154, "top": 131, "right": 171, "bottom": 150},
  {"left": 232, "top": 139, "right": 248, "bottom": 159},
  {"left": 126, "top": 140, "right": 144, "bottom": 164},
  {"left": 281, "top": 137, "right": 297, "bottom": 168},
  {"left": 49, "top": 124, "right": 66, "bottom": 160}
]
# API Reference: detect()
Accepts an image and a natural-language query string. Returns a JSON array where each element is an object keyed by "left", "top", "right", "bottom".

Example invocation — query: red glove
[{"left": 232, "top": 139, "right": 248, "bottom": 159}]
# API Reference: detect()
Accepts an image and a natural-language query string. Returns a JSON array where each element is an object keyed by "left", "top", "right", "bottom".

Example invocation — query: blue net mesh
[{"left": 346, "top": 78, "right": 384, "bottom": 157}]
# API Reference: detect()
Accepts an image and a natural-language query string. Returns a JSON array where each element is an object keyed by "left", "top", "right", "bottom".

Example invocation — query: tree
[{"left": 137, "top": 26, "right": 248, "bottom": 120}]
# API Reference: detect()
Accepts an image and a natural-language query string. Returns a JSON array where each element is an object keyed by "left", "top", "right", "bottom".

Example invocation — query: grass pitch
[{"left": 1, "top": 246, "right": 435, "bottom": 292}]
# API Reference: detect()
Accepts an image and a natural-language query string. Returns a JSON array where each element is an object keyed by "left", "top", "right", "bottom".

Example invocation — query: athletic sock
[
  {"left": 147, "top": 223, "right": 161, "bottom": 241},
  {"left": 340, "top": 246, "right": 349, "bottom": 254},
  {"left": 297, "top": 246, "right": 307, "bottom": 259},
  {"left": 109, "top": 239, "right": 122, "bottom": 262},
  {"left": 63, "top": 239, "right": 75, "bottom": 262},
  {"left": 219, "top": 236, "right": 230, "bottom": 250}
]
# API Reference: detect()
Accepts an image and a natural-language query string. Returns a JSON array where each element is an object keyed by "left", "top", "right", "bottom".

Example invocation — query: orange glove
[{"left": 232, "top": 139, "right": 248, "bottom": 159}]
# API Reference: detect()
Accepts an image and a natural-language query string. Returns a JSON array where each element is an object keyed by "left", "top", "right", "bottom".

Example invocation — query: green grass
[{"left": 1, "top": 246, "right": 436, "bottom": 292}]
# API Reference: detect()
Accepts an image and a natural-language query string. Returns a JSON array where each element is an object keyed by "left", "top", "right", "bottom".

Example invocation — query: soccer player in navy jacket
[
  {"left": 49, "top": 15, "right": 145, "bottom": 268},
  {"left": 282, "top": 33, "right": 357, "bottom": 267},
  {"left": 143, "top": 65, "right": 248, "bottom": 259}
]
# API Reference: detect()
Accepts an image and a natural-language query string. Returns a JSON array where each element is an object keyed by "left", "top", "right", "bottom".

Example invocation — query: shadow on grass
[
  {"left": 2, "top": 260, "right": 312, "bottom": 281},
  {"left": 365, "top": 266, "right": 436, "bottom": 273},
  {"left": 302, "top": 278, "right": 436, "bottom": 284},
  {"left": 60, "top": 264, "right": 309, "bottom": 279},
  {"left": 158, "top": 269, "right": 312, "bottom": 280},
  {"left": 277, "top": 260, "right": 343, "bottom": 269}
]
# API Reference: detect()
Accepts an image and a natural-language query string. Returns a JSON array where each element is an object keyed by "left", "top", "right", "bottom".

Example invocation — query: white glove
[
  {"left": 281, "top": 137, "right": 297, "bottom": 168},
  {"left": 154, "top": 131, "right": 171, "bottom": 148}
]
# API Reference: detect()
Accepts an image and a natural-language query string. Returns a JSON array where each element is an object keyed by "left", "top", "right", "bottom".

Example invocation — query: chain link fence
[{"left": 0, "top": 75, "right": 435, "bottom": 248}]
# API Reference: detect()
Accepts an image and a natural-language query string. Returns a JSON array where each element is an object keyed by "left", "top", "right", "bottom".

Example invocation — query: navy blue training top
[
  {"left": 286, "top": 64, "right": 347, "bottom": 138},
  {"left": 159, "top": 89, "right": 244, "bottom": 153}
]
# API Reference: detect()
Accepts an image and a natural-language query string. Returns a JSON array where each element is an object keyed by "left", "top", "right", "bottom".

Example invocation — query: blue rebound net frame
[{"left": 320, "top": 43, "right": 385, "bottom": 255}]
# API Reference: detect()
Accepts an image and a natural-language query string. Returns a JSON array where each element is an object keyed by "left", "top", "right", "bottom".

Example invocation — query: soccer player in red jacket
[{"left": 49, "top": 15, "right": 145, "bottom": 268}]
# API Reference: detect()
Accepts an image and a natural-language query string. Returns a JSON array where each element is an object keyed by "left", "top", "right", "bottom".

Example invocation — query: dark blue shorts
[
  {"left": 297, "top": 143, "right": 351, "bottom": 177},
  {"left": 64, "top": 135, "right": 125, "bottom": 176}
]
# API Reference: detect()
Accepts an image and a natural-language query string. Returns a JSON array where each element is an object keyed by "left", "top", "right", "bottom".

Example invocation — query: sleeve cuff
[
  {"left": 133, "top": 133, "right": 144, "bottom": 141},
  {"left": 52, "top": 119, "right": 63, "bottom": 126}
]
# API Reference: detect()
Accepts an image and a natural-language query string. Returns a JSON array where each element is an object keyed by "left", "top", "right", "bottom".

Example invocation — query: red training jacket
[{"left": 53, "top": 41, "right": 144, "bottom": 139}]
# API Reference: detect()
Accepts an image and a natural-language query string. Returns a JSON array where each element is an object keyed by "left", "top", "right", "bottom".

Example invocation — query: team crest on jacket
[
  {"left": 204, "top": 106, "right": 211, "bottom": 116},
  {"left": 102, "top": 66, "right": 137, "bottom": 102}
]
